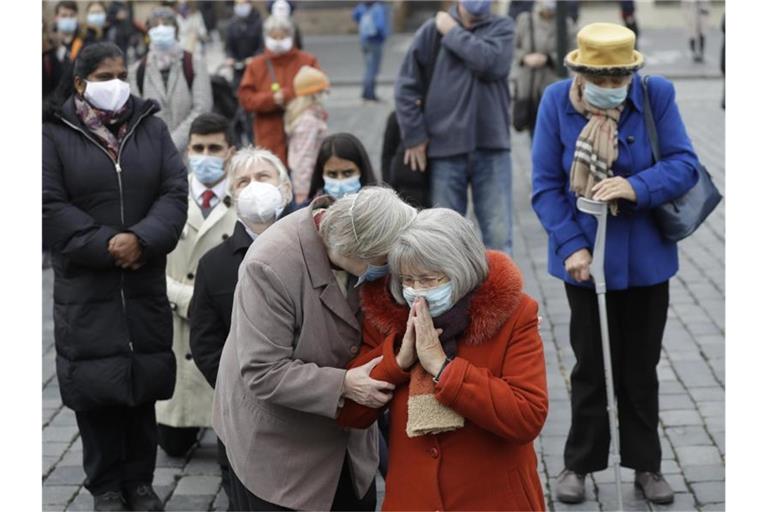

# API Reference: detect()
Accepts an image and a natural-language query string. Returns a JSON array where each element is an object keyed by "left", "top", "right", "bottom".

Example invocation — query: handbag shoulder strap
[
  {"left": 528, "top": 11, "right": 535, "bottom": 53},
  {"left": 422, "top": 30, "right": 443, "bottom": 105},
  {"left": 641, "top": 75, "right": 661, "bottom": 163}
]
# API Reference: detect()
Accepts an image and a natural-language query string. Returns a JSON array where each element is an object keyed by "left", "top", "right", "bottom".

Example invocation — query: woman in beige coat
[
  {"left": 128, "top": 7, "right": 212, "bottom": 153},
  {"left": 212, "top": 187, "right": 416, "bottom": 511}
]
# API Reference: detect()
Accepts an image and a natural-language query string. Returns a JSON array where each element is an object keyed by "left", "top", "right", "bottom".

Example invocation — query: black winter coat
[
  {"left": 189, "top": 221, "right": 253, "bottom": 388},
  {"left": 43, "top": 95, "right": 189, "bottom": 411},
  {"left": 225, "top": 11, "right": 264, "bottom": 62}
]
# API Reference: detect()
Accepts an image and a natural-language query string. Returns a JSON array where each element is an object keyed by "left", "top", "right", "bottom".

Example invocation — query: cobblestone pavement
[{"left": 42, "top": 42, "right": 724, "bottom": 512}]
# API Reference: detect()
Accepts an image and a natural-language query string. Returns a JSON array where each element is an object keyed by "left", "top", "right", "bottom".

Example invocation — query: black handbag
[
  {"left": 513, "top": 13, "right": 537, "bottom": 132},
  {"left": 641, "top": 75, "right": 723, "bottom": 242}
]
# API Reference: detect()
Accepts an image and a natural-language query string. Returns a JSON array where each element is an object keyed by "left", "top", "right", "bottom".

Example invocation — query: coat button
[
  {"left": 627, "top": 135, "right": 635, "bottom": 144},
  {"left": 170, "top": 303, "right": 177, "bottom": 311},
  {"left": 185, "top": 353, "right": 193, "bottom": 360},
  {"left": 222, "top": 233, "right": 229, "bottom": 240},
  {"left": 429, "top": 447, "right": 439, "bottom": 459},
  {"left": 187, "top": 272, "right": 195, "bottom": 280},
  {"left": 350, "top": 345, "right": 359, "bottom": 354}
]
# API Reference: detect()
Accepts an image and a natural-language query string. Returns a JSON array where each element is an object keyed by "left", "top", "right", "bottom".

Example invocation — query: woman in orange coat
[
  {"left": 238, "top": 15, "right": 319, "bottom": 164},
  {"left": 338, "top": 208, "right": 548, "bottom": 511}
]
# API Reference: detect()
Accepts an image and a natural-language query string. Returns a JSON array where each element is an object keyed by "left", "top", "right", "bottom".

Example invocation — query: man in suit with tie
[{"left": 157, "top": 112, "right": 238, "bottom": 457}]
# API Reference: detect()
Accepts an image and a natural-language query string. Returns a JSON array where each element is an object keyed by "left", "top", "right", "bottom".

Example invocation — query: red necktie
[{"left": 201, "top": 190, "right": 215, "bottom": 209}]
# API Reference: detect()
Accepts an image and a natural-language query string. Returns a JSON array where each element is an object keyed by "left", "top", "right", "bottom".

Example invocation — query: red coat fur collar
[{"left": 360, "top": 250, "right": 524, "bottom": 345}]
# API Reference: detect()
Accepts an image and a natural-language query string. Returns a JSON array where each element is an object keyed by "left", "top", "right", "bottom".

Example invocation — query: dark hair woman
[
  {"left": 43, "top": 42, "right": 188, "bottom": 512},
  {"left": 307, "top": 132, "right": 378, "bottom": 202}
]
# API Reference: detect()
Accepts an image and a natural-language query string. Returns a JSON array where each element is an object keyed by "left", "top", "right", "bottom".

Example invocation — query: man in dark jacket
[
  {"left": 395, "top": 0, "right": 515, "bottom": 256},
  {"left": 43, "top": 42, "right": 188, "bottom": 511},
  {"left": 226, "top": 0, "right": 264, "bottom": 87}
]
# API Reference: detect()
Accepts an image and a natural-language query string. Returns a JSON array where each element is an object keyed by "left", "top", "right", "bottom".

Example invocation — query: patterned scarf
[
  {"left": 406, "top": 293, "right": 471, "bottom": 438},
  {"left": 568, "top": 76, "right": 624, "bottom": 216},
  {"left": 74, "top": 96, "right": 132, "bottom": 160}
]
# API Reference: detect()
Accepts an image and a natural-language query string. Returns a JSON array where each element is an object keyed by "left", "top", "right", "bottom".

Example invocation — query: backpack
[{"left": 137, "top": 51, "right": 195, "bottom": 96}]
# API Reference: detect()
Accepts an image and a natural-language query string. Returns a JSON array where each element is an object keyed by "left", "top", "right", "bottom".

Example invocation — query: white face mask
[
  {"left": 84, "top": 79, "right": 131, "bottom": 112},
  {"left": 265, "top": 36, "right": 293, "bottom": 55},
  {"left": 236, "top": 181, "right": 285, "bottom": 225}
]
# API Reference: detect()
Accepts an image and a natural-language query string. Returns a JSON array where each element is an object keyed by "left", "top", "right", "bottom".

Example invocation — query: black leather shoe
[
  {"left": 635, "top": 471, "right": 674, "bottom": 504},
  {"left": 555, "top": 469, "right": 586, "bottom": 503},
  {"left": 124, "top": 484, "right": 164, "bottom": 511},
  {"left": 93, "top": 490, "right": 128, "bottom": 511}
]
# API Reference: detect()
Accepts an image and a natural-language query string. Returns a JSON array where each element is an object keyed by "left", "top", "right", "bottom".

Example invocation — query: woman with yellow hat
[
  {"left": 530, "top": 22, "right": 700, "bottom": 505},
  {"left": 285, "top": 65, "right": 330, "bottom": 205}
]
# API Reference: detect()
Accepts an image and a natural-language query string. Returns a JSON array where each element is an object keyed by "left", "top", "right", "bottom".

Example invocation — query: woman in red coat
[{"left": 338, "top": 208, "right": 548, "bottom": 511}]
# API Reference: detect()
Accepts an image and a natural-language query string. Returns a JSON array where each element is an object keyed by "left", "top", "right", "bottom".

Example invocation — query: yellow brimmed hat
[
  {"left": 565, "top": 23, "right": 644, "bottom": 75},
  {"left": 294, "top": 66, "right": 330, "bottom": 97}
]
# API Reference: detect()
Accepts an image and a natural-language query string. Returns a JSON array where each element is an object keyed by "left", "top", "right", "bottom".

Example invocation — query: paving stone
[
  {"left": 153, "top": 467, "right": 179, "bottom": 487},
  {"left": 659, "top": 409, "right": 702, "bottom": 427},
  {"left": 173, "top": 475, "right": 221, "bottom": 496},
  {"left": 682, "top": 464, "right": 725, "bottom": 483},
  {"left": 660, "top": 459, "right": 682, "bottom": 475},
  {"left": 156, "top": 450, "right": 187, "bottom": 469},
  {"left": 676, "top": 446, "right": 722, "bottom": 466},
  {"left": 212, "top": 487, "right": 229, "bottom": 512},
  {"left": 699, "top": 503, "right": 725, "bottom": 511},
  {"left": 688, "top": 386, "right": 724, "bottom": 402},
  {"left": 658, "top": 380, "right": 686, "bottom": 395},
  {"left": 551, "top": 500, "right": 601, "bottom": 511},
  {"left": 697, "top": 401, "right": 724, "bottom": 418},
  {"left": 594, "top": 483, "right": 649, "bottom": 511},
  {"left": 647, "top": 492, "right": 697, "bottom": 511},
  {"left": 658, "top": 394, "right": 695, "bottom": 411},
  {"left": 591, "top": 467, "right": 634, "bottom": 483},
  {"left": 155, "top": 484, "right": 175, "bottom": 503},
  {"left": 670, "top": 361, "right": 720, "bottom": 388},
  {"left": 164, "top": 494, "right": 213, "bottom": 511},
  {"left": 64, "top": 492, "right": 95, "bottom": 511},
  {"left": 43, "top": 426, "right": 79, "bottom": 444},
  {"left": 43, "top": 485, "right": 79, "bottom": 506},
  {"left": 704, "top": 415, "right": 724, "bottom": 432},
  {"left": 45, "top": 465, "right": 86, "bottom": 486},
  {"left": 690, "top": 481, "right": 724, "bottom": 504},
  {"left": 662, "top": 473, "right": 688, "bottom": 493},
  {"left": 665, "top": 425, "right": 714, "bottom": 447},
  {"left": 43, "top": 442, "right": 69, "bottom": 458}
]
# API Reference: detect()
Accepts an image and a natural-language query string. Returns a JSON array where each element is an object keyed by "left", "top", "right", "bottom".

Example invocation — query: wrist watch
[{"left": 432, "top": 356, "right": 454, "bottom": 384}]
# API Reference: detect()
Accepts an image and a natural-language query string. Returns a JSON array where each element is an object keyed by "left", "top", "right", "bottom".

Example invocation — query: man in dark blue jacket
[
  {"left": 353, "top": 1, "right": 390, "bottom": 102},
  {"left": 395, "top": 0, "right": 515, "bottom": 256},
  {"left": 226, "top": 0, "right": 264, "bottom": 88}
]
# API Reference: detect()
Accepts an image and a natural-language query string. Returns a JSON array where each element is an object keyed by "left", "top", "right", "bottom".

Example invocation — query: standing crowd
[{"left": 43, "top": 1, "right": 710, "bottom": 511}]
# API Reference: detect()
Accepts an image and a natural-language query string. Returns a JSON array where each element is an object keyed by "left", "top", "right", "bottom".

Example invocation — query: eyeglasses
[{"left": 399, "top": 274, "right": 446, "bottom": 288}]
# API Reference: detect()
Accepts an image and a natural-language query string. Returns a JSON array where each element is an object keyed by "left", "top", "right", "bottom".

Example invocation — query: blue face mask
[
  {"left": 459, "top": 0, "right": 492, "bottom": 18},
  {"left": 324, "top": 176, "right": 361, "bottom": 199},
  {"left": 403, "top": 281, "right": 454, "bottom": 318},
  {"left": 57, "top": 17, "right": 78, "bottom": 34},
  {"left": 189, "top": 155, "right": 226, "bottom": 186},
  {"left": 87, "top": 12, "right": 107, "bottom": 29},
  {"left": 355, "top": 263, "right": 390, "bottom": 287},
  {"left": 583, "top": 81, "right": 629, "bottom": 110},
  {"left": 149, "top": 25, "right": 177, "bottom": 51}
]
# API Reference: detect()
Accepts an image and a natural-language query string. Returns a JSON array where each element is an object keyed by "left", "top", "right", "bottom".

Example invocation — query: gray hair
[
  {"left": 227, "top": 146, "right": 290, "bottom": 185},
  {"left": 263, "top": 15, "right": 294, "bottom": 37},
  {"left": 319, "top": 187, "right": 417, "bottom": 260},
  {"left": 146, "top": 7, "right": 178, "bottom": 33},
  {"left": 388, "top": 208, "right": 489, "bottom": 305}
]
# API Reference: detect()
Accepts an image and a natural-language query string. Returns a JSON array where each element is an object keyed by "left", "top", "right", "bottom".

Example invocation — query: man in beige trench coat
[
  {"left": 157, "top": 113, "right": 238, "bottom": 456},
  {"left": 213, "top": 187, "right": 417, "bottom": 511}
]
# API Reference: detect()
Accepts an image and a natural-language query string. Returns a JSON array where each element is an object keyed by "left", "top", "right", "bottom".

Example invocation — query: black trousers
[
  {"left": 74, "top": 402, "right": 158, "bottom": 495},
  {"left": 228, "top": 453, "right": 376, "bottom": 511},
  {"left": 157, "top": 424, "right": 200, "bottom": 457},
  {"left": 563, "top": 281, "right": 669, "bottom": 474}
]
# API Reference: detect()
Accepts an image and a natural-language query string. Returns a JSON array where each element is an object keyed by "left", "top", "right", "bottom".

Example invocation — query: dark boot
[
  {"left": 555, "top": 469, "right": 586, "bottom": 504},
  {"left": 93, "top": 490, "right": 128, "bottom": 511},
  {"left": 635, "top": 471, "right": 674, "bottom": 504},
  {"left": 124, "top": 484, "right": 164, "bottom": 511}
]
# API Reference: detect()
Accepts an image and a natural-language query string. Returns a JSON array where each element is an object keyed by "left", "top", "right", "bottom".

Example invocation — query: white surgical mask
[
  {"left": 403, "top": 281, "right": 455, "bottom": 318},
  {"left": 84, "top": 79, "right": 131, "bottom": 112},
  {"left": 236, "top": 181, "right": 285, "bottom": 225},
  {"left": 234, "top": 3, "right": 252, "bottom": 18},
  {"left": 87, "top": 12, "right": 107, "bottom": 29},
  {"left": 265, "top": 36, "right": 293, "bottom": 55},
  {"left": 149, "top": 25, "right": 177, "bottom": 51}
]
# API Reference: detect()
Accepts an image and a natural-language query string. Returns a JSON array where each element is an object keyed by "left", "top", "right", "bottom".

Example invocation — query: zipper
[{"left": 60, "top": 108, "right": 154, "bottom": 354}]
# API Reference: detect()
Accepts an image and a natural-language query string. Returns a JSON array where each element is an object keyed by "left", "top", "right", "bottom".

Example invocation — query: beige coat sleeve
[
  {"left": 167, "top": 275, "right": 194, "bottom": 319},
  {"left": 232, "top": 259, "right": 347, "bottom": 419}
]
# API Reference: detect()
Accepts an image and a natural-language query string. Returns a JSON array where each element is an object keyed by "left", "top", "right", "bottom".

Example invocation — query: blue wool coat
[{"left": 531, "top": 74, "right": 699, "bottom": 290}]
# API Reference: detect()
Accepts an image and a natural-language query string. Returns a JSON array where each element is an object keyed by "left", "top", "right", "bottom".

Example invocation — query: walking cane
[{"left": 576, "top": 197, "right": 624, "bottom": 511}]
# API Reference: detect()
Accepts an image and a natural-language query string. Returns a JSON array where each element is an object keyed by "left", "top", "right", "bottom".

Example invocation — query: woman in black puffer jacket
[{"left": 43, "top": 42, "right": 188, "bottom": 512}]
